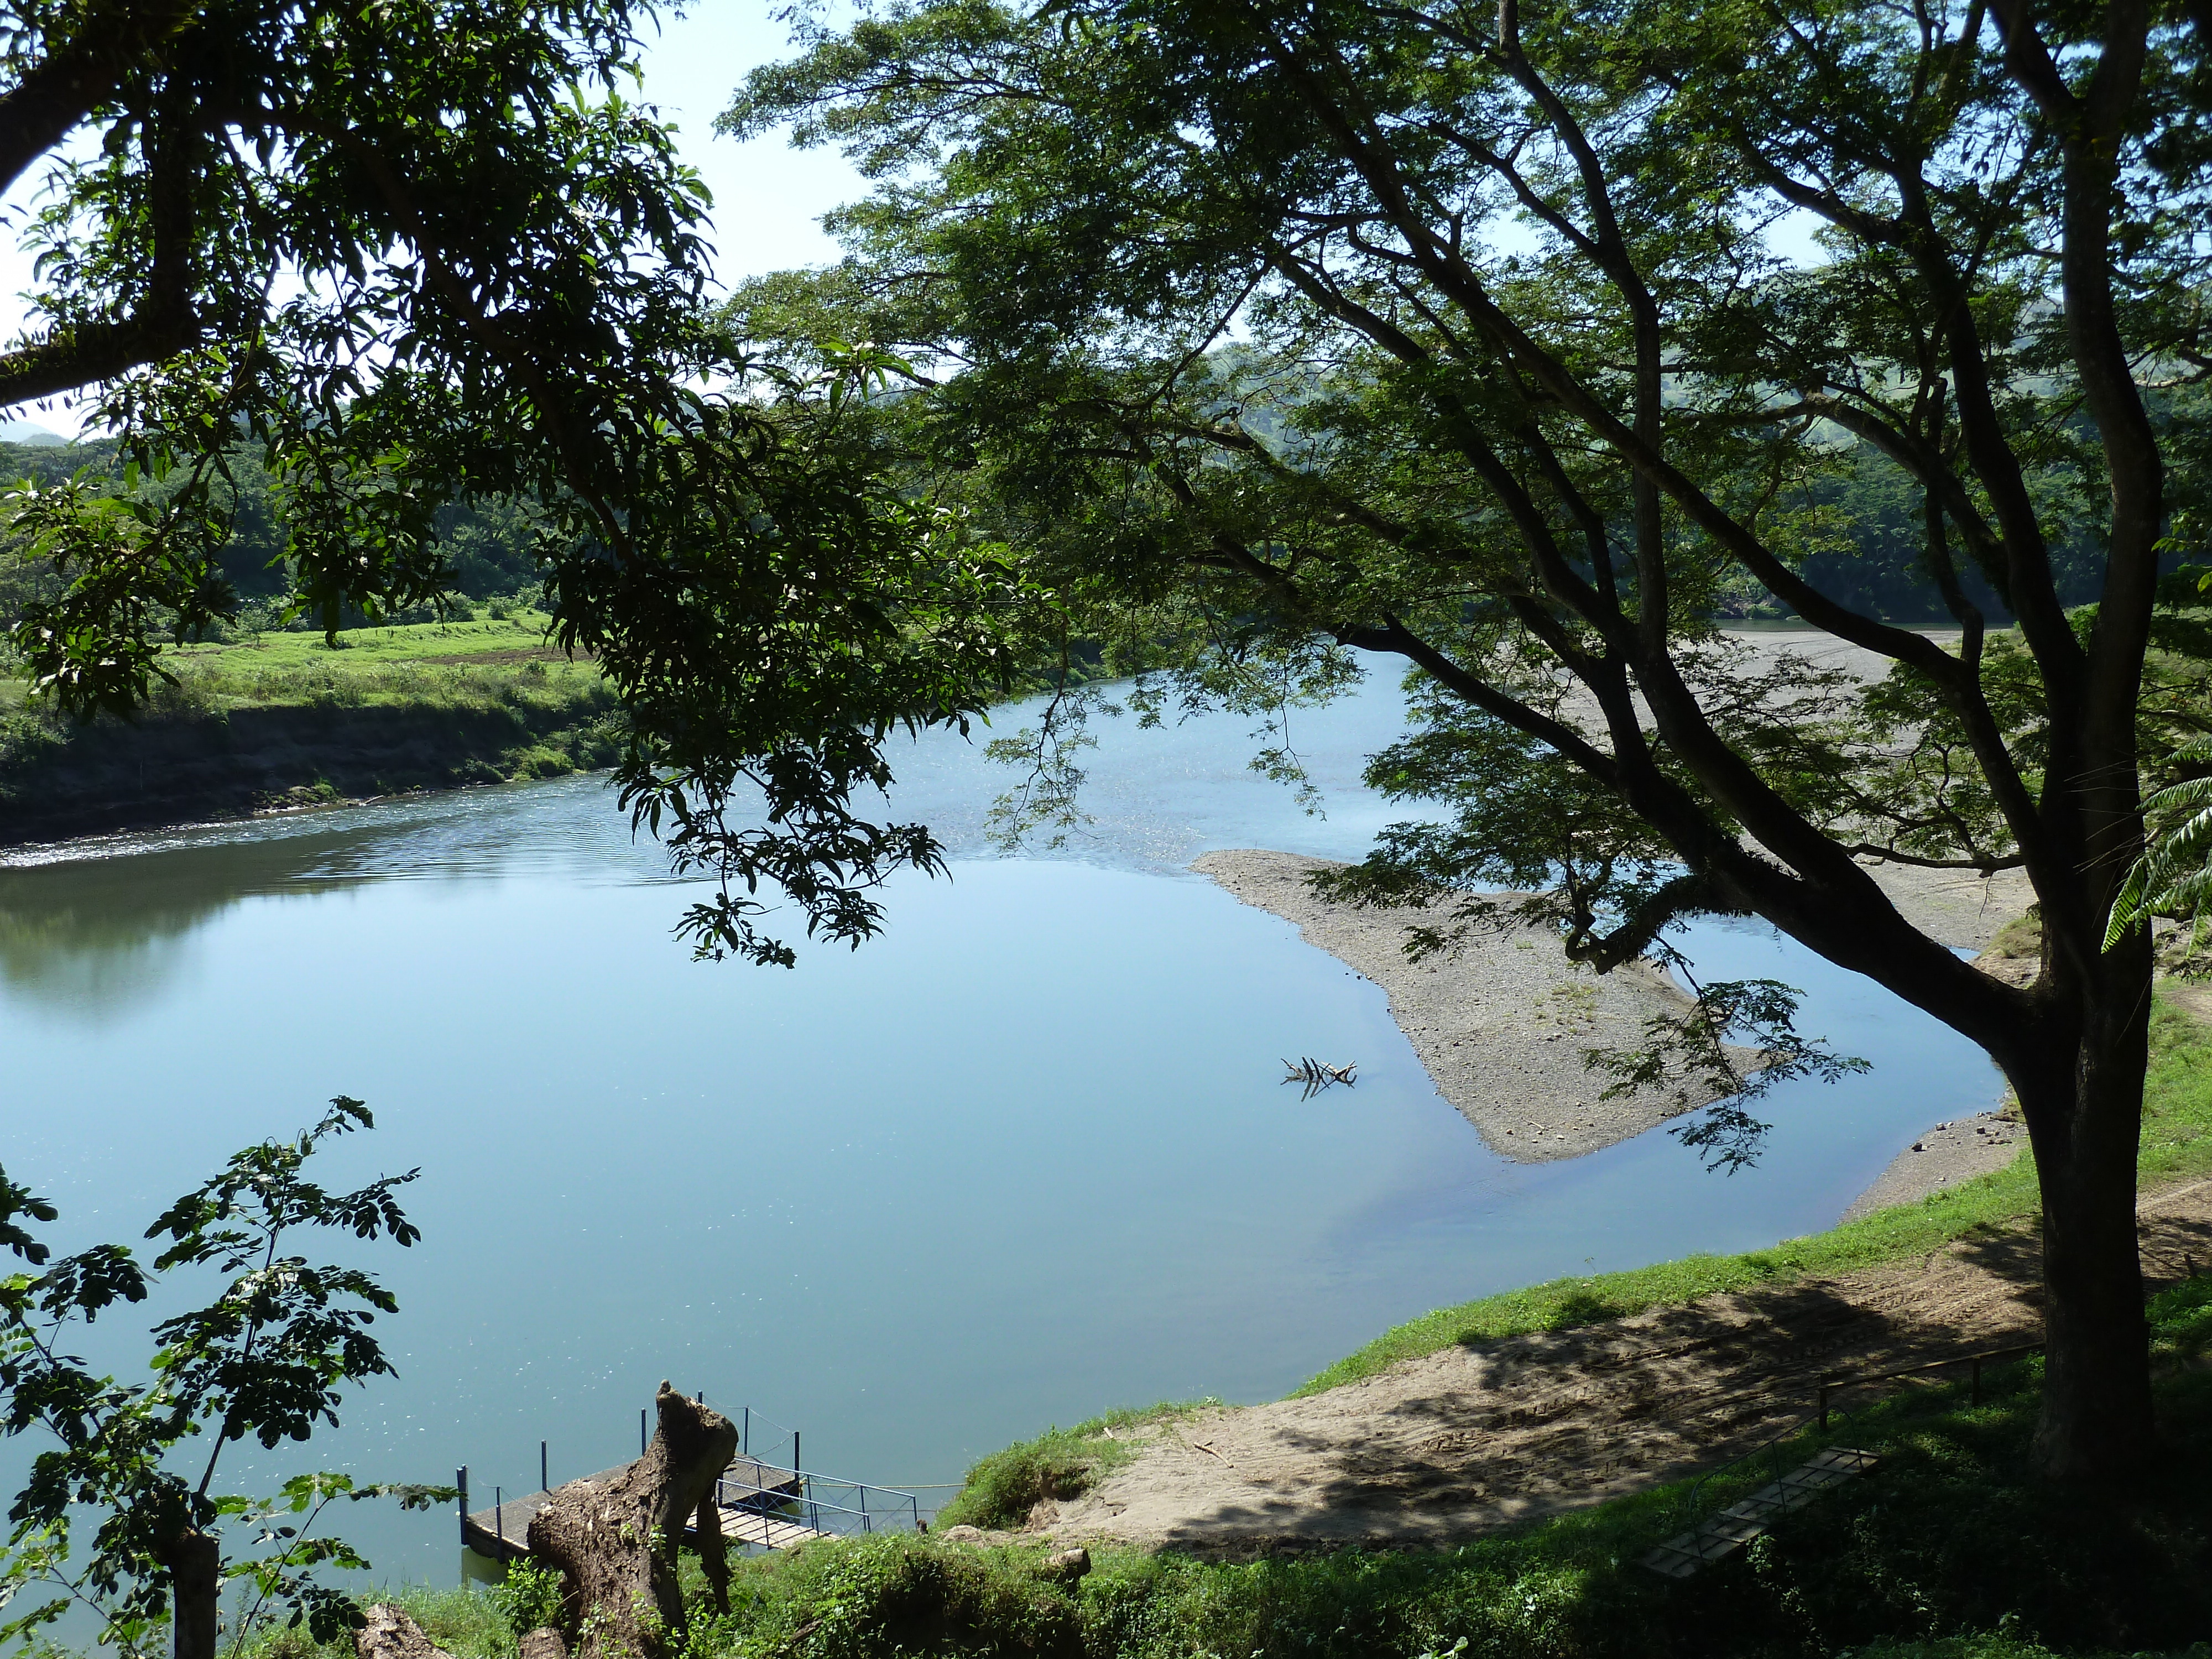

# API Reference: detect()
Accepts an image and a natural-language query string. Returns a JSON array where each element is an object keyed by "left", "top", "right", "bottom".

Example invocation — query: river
[{"left": 0, "top": 669, "right": 2002, "bottom": 1588}]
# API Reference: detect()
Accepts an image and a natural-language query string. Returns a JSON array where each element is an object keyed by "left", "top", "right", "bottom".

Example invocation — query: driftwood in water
[
  {"left": 354, "top": 1605, "right": 454, "bottom": 1659},
  {"left": 524, "top": 1383, "right": 738, "bottom": 1659},
  {"left": 1282, "top": 1057, "right": 1357, "bottom": 1099}
]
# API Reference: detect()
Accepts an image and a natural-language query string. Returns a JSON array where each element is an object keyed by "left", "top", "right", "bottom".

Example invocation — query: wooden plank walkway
[
  {"left": 464, "top": 1456, "right": 831, "bottom": 1561},
  {"left": 1639, "top": 1446, "right": 1881, "bottom": 1578},
  {"left": 704, "top": 1505, "right": 832, "bottom": 1551}
]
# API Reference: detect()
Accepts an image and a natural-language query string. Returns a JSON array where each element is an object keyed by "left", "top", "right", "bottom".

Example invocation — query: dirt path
[{"left": 1027, "top": 1179, "right": 2212, "bottom": 1557}]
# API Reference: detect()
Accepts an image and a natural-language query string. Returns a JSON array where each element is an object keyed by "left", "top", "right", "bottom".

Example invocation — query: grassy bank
[
  {"left": 709, "top": 1291, "right": 2212, "bottom": 1658},
  {"left": 0, "top": 614, "right": 621, "bottom": 842},
  {"left": 933, "top": 994, "right": 2210, "bottom": 1519},
  {"left": 0, "top": 611, "right": 1114, "bottom": 843}
]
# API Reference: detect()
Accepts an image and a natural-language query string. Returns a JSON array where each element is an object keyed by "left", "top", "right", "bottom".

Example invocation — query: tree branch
[{"left": 0, "top": 0, "right": 197, "bottom": 200}]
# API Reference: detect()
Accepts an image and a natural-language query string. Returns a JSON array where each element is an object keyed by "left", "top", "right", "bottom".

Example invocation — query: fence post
[
  {"left": 742, "top": 1406, "right": 750, "bottom": 1459},
  {"left": 495, "top": 1486, "right": 504, "bottom": 1551},
  {"left": 457, "top": 1467, "right": 469, "bottom": 1550},
  {"left": 541, "top": 1441, "right": 549, "bottom": 1493},
  {"left": 794, "top": 1431, "right": 800, "bottom": 1478},
  {"left": 1818, "top": 1384, "right": 1830, "bottom": 1431},
  {"left": 641, "top": 1407, "right": 648, "bottom": 1457}
]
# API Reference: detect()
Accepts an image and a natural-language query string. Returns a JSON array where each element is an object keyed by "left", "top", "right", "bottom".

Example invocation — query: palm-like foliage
[{"left": 2107, "top": 738, "right": 2212, "bottom": 957}]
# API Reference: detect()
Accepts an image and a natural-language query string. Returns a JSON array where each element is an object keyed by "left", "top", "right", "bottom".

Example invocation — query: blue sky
[
  {"left": 0, "top": 6, "right": 1828, "bottom": 440},
  {"left": 0, "top": 2, "right": 870, "bottom": 437}
]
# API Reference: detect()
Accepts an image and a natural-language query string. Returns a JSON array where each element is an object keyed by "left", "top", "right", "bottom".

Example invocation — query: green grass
[
  {"left": 1297, "top": 995, "right": 2212, "bottom": 1397},
  {"left": 150, "top": 655, "right": 609, "bottom": 720},
  {"left": 170, "top": 611, "right": 573, "bottom": 674},
  {"left": 933, "top": 1402, "right": 1223, "bottom": 1531}
]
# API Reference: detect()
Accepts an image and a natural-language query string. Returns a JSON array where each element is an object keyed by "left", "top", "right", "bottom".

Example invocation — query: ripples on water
[{"left": 0, "top": 674, "right": 2001, "bottom": 1585}]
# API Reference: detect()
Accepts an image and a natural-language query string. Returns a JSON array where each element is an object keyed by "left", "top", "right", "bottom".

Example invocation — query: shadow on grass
[{"left": 1078, "top": 1290, "right": 2212, "bottom": 1659}]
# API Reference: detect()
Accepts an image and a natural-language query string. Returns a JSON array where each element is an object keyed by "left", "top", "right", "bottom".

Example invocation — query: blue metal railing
[
  {"left": 713, "top": 1457, "right": 923, "bottom": 1539},
  {"left": 465, "top": 1394, "right": 924, "bottom": 1561}
]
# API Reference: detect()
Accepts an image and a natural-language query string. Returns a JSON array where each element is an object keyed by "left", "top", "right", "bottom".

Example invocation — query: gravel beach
[
  {"left": 1193, "top": 846, "right": 2039, "bottom": 1188},
  {"left": 1839, "top": 1110, "right": 2028, "bottom": 1222}
]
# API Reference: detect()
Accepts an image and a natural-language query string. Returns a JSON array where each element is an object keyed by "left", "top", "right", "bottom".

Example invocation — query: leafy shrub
[
  {"left": 936, "top": 1434, "right": 1102, "bottom": 1531},
  {"left": 489, "top": 1558, "right": 567, "bottom": 1637},
  {"left": 716, "top": 1534, "right": 1084, "bottom": 1658},
  {"left": 510, "top": 745, "right": 576, "bottom": 781}
]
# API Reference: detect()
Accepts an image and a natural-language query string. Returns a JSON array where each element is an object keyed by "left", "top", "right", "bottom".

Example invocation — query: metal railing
[
  {"left": 1665, "top": 1336, "right": 2047, "bottom": 1526},
  {"left": 463, "top": 1394, "right": 924, "bottom": 1560},
  {"left": 1816, "top": 1339, "right": 2043, "bottom": 1428},
  {"left": 713, "top": 1459, "right": 923, "bottom": 1540}
]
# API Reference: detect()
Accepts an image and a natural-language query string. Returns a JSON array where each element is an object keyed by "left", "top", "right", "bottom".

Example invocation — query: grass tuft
[{"left": 935, "top": 1402, "right": 1222, "bottom": 1531}]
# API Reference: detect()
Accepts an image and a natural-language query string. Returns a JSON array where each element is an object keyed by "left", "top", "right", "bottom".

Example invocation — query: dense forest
[
  {"left": 0, "top": 439, "right": 546, "bottom": 637},
  {"left": 0, "top": 413, "right": 2134, "bottom": 645}
]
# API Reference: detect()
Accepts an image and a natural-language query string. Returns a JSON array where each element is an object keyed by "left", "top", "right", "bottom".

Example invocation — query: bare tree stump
[
  {"left": 355, "top": 1605, "right": 454, "bottom": 1659},
  {"left": 525, "top": 1383, "right": 738, "bottom": 1659},
  {"left": 517, "top": 1630, "right": 568, "bottom": 1659},
  {"left": 690, "top": 1490, "right": 731, "bottom": 1616}
]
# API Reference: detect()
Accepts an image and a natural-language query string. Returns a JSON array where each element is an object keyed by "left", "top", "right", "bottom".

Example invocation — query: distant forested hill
[
  {"left": 0, "top": 424, "right": 2149, "bottom": 633},
  {"left": 0, "top": 441, "right": 545, "bottom": 630}
]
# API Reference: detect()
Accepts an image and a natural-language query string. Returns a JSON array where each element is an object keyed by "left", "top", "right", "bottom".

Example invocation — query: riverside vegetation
[
  {"left": 208, "top": 995, "right": 2212, "bottom": 1659},
  {"left": 0, "top": 610, "right": 620, "bottom": 841}
]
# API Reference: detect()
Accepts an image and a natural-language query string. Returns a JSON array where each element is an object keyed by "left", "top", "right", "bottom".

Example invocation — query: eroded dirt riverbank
[{"left": 1013, "top": 1177, "right": 2212, "bottom": 1556}]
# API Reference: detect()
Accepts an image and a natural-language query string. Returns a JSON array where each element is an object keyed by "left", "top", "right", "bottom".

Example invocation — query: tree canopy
[
  {"left": 1, "top": 1101, "right": 442, "bottom": 1659},
  {"left": 728, "top": 0, "right": 2212, "bottom": 1478},
  {"left": 0, "top": 0, "right": 1036, "bottom": 962}
]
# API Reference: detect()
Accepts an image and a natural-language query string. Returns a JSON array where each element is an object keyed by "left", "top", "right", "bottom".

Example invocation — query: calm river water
[{"left": 0, "top": 670, "right": 2002, "bottom": 1587}]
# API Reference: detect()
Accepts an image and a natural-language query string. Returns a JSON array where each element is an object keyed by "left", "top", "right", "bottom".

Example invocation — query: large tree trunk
[
  {"left": 2010, "top": 946, "right": 2157, "bottom": 1480},
  {"left": 161, "top": 1526, "right": 219, "bottom": 1659},
  {"left": 525, "top": 1384, "right": 737, "bottom": 1659}
]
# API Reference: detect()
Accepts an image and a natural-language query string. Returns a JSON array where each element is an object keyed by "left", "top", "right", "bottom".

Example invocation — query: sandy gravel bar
[
  {"left": 1195, "top": 841, "right": 2034, "bottom": 1190},
  {"left": 1856, "top": 861, "right": 2034, "bottom": 952},
  {"left": 1192, "top": 848, "right": 1717, "bottom": 1161},
  {"left": 1840, "top": 1111, "right": 2028, "bottom": 1223}
]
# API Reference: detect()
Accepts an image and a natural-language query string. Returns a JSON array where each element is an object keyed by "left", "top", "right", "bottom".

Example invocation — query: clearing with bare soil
[{"left": 1020, "top": 1178, "right": 2212, "bottom": 1557}]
